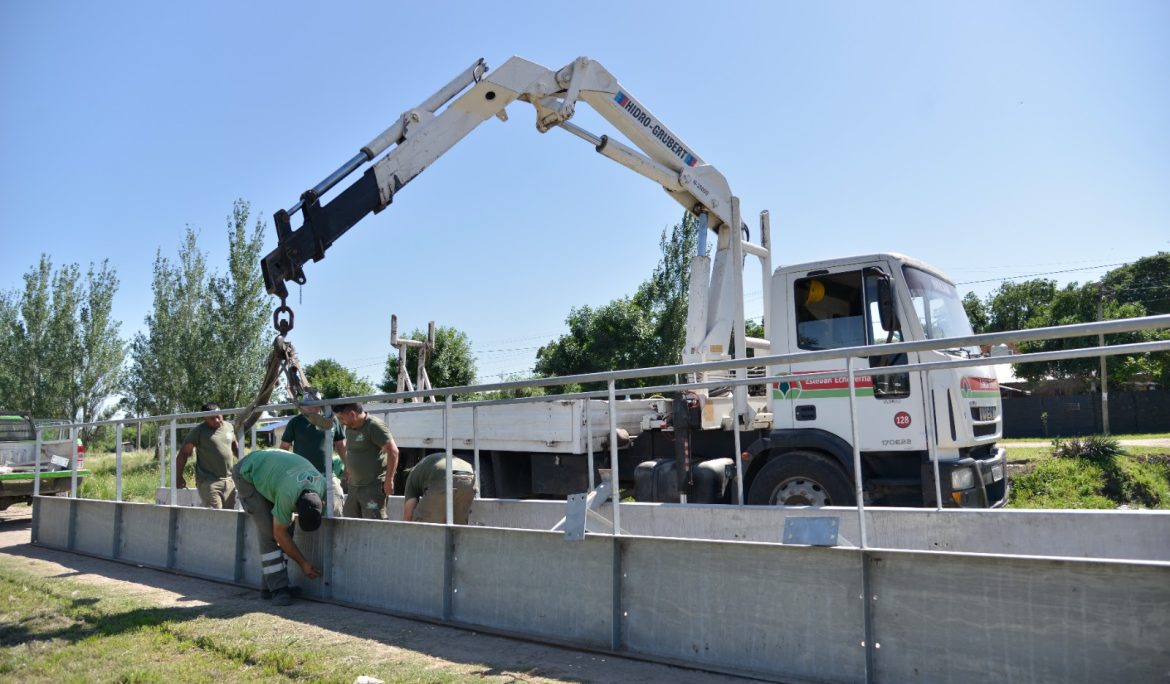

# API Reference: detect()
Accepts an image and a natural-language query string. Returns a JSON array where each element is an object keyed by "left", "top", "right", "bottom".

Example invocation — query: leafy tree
[
  {"left": 74, "top": 261, "right": 126, "bottom": 435},
  {"left": 205, "top": 200, "right": 270, "bottom": 408},
  {"left": 305, "top": 358, "right": 374, "bottom": 399},
  {"left": 985, "top": 279, "right": 1057, "bottom": 333},
  {"left": 126, "top": 200, "right": 272, "bottom": 415},
  {"left": 534, "top": 298, "right": 657, "bottom": 392},
  {"left": 380, "top": 325, "right": 477, "bottom": 396},
  {"left": 962, "top": 292, "right": 989, "bottom": 334},
  {"left": 1102, "top": 252, "right": 1170, "bottom": 316},
  {"left": 0, "top": 256, "right": 125, "bottom": 434},
  {"left": 535, "top": 212, "right": 704, "bottom": 390}
]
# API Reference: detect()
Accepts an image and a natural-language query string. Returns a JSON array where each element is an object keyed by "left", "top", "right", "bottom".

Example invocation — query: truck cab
[{"left": 758, "top": 253, "right": 1008, "bottom": 507}]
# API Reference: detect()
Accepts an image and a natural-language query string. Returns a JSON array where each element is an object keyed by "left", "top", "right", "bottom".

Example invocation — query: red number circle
[{"left": 894, "top": 411, "right": 912, "bottom": 428}]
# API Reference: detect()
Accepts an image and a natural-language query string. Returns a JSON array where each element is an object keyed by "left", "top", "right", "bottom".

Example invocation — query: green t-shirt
[
  {"left": 281, "top": 413, "right": 345, "bottom": 475},
  {"left": 403, "top": 452, "right": 474, "bottom": 500},
  {"left": 344, "top": 415, "right": 393, "bottom": 486},
  {"left": 238, "top": 449, "right": 326, "bottom": 526},
  {"left": 332, "top": 453, "right": 344, "bottom": 479},
  {"left": 183, "top": 421, "right": 235, "bottom": 482}
]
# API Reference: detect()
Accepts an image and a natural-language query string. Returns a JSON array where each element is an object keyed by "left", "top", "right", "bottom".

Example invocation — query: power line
[{"left": 956, "top": 262, "right": 1130, "bottom": 286}]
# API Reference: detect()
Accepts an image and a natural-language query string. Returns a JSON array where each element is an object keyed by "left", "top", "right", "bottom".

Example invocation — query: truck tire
[{"left": 747, "top": 451, "right": 855, "bottom": 506}]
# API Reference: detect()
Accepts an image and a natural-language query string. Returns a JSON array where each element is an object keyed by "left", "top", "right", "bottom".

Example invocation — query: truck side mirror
[{"left": 877, "top": 277, "right": 899, "bottom": 333}]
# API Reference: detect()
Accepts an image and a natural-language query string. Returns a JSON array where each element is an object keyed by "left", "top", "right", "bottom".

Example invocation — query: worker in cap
[{"left": 231, "top": 448, "right": 326, "bottom": 606}]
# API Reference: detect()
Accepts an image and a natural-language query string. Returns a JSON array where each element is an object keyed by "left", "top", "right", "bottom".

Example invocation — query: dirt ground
[{"left": 0, "top": 505, "right": 764, "bottom": 684}]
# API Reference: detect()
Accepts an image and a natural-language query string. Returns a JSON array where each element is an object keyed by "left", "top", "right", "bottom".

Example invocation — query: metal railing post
[
  {"left": 607, "top": 379, "right": 621, "bottom": 536},
  {"left": 926, "top": 370, "right": 944, "bottom": 510},
  {"left": 115, "top": 422, "right": 124, "bottom": 502},
  {"left": 472, "top": 405, "right": 480, "bottom": 498},
  {"left": 69, "top": 425, "right": 79, "bottom": 498},
  {"left": 445, "top": 394, "right": 454, "bottom": 525},
  {"left": 169, "top": 418, "right": 178, "bottom": 506},
  {"left": 586, "top": 400, "right": 595, "bottom": 491},
  {"left": 846, "top": 357, "right": 868, "bottom": 549},
  {"left": 158, "top": 423, "right": 167, "bottom": 490},
  {"left": 733, "top": 406, "right": 744, "bottom": 507},
  {"left": 33, "top": 426, "right": 43, "bottom": 497}
]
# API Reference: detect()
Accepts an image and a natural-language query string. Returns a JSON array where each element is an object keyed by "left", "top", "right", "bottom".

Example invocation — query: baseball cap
[{"left": 296, "top": 491, "right": 323, "bottom": 531}]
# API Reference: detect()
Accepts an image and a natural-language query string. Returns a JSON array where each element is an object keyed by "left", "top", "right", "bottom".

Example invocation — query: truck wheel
[{"left": 747, "top": 451, "right": 855, "bottom": 506}]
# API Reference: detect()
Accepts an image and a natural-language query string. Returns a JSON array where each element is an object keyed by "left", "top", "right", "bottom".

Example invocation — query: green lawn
[{"left": 1006, "top": 438, "right": 1170, "bottom": 509}]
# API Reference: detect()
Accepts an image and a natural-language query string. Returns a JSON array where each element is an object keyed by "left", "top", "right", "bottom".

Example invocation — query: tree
[
  {"left": 126, "top": 199, "right": 273, "bottom": 415},
  {"left": 73, "top": 261, "right": 126, "bottom": 435},
  {"left": 962, "top": 292, "right": 989, "bottom": 334},
  {"left": 1102, "top": 252, "right": 1170, "bottom": 316},
  {"left": 985, "top": 279, "right": 1057, "bottom": 333},
  {"left": 204, "top": 200, "right": 271, "bottom": 408},
  {"left": 305, "top": 359, "right": 374, "bottom": 399},
  {"left": 534, "top": 299, "right": 657, "bottom": 392},
  {"left": 380, "top": 326, "right": 477, "bottom": 396},
  {"left": 535, "top": 212, "right": 703, "bottom": 390},
  {"left": 0, "top": 255, "right": 125, "bottom": 433}
]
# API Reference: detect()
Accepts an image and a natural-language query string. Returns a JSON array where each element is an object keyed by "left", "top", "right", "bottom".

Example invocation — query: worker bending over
[
  {"left": 231, "top": 448, "right": 324, "bottom": 606},
  {"left": 403, "top": 452, "right": 477, "bottom": 524}
]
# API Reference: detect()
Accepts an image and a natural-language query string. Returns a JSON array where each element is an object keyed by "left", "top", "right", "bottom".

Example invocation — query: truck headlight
[{"left": 951, "top": 467, "right": 975, "bottom": 491}]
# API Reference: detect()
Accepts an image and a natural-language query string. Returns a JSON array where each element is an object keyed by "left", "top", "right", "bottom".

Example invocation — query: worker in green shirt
[
  {"left": 403, "top": 452, "right": 477, "bottom": 524},
  {"left": 280, "top": 400, "right": 347, "bottom": 516},
  {"left": 333, "top": 402, "right": 398, "bottom": 519},
  {"left": 176, "top": 402, "right": 238, "bottom": 508},
  {"left": 231, "top": 448, "right": 325, "bottom": 606}
]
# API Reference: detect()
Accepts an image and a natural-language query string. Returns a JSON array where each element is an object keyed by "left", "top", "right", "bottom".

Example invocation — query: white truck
[{"left": 260, "top": 55, "right": 1007, "bottom": 508}]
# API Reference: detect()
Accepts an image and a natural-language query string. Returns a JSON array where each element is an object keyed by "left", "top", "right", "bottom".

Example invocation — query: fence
[
  {"left": 1004, "top": 390, "right": 1170, "bottom": 438},
  {"left": 27, "top": 314, "right": 1170, "bottom": 683}
]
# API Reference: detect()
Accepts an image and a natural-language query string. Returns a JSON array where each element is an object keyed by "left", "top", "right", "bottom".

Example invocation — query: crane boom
[{"left": 260, "top": 55, "right": 772, "bottom": 418}]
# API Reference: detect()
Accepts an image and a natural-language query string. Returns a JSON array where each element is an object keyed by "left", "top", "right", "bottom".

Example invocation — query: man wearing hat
[{"left": 231, "top": 448, "right": 326, "bottom": 606}]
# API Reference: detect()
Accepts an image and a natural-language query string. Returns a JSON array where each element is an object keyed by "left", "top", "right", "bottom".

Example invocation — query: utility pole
[{"left": 1097, "top": 284, "right": 1110, "bottom": 435}]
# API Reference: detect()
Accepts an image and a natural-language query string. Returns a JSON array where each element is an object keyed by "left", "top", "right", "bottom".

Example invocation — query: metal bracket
[{"left": 782, "top": 516, "right": 840, "bottom": 546}]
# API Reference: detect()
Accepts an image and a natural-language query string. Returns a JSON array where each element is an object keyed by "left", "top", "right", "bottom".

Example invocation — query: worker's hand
[
  {"left": 383, "top": 478, "right": 394, "bottom": 496},
  {"left": 176, "top": 475, "right": 187, "bottom": 490},
  {"left": 299, "top": 560, "right": 321, "bottom": 579}
]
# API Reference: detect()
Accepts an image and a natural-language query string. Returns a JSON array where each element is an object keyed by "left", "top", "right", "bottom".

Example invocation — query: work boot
[
  {"left": 261, "top": 586, "right": 302, "bottom": 601},
  {"left": 270, "top": 587, "right": 293, "bottom": 606}
]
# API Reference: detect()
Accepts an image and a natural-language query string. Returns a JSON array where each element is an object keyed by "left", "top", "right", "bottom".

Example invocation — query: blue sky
[{"left": 2, "top": 1, "right": 1167, "bottom": 385}]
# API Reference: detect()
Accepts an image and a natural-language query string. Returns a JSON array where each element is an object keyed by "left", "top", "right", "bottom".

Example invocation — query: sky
[{"left": 2, "top": 1, "right": 1168, "bottom": 386}]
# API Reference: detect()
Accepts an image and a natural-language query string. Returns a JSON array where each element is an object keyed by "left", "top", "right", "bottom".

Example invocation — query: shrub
[{"left": 1051, "top": 435, "right": 1124, "bottom": 461}]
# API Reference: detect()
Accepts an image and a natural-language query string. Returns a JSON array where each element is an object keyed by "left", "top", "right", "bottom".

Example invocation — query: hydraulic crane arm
[
  {"left": 261, "top": 56, "right": 746, "bottom": 302},
  {"left": 260, "top": 56, "right": 772, "bottom": 421}
]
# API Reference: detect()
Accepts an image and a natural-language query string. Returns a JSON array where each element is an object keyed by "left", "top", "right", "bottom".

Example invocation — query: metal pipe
[
  {"left": 472, "top": 406, "right": 480, "bottom": 499},
  {"left": 927, "top": 370, "right": 944, "bottom": 510},
  {"left": 846, "top": 357, "right": 868, "bottom": 549},
  {"left": 586, "top": 401, "right": 595, "bottom": 491},
  {"left": 169, "top": 418, "right": 178, "bottom": 506},
  {"left": 33, "top": 426, "right": 42, "bottom": 498},
  {"left": 69, "top": 425, "right": 79, "bottom": 498},
  {"left": 733, "top": 406, "right": 744, "bottom": 507},
  {"left": 115, "top": 423, "right": 124, "bottom": 503},
  {"left": 607, "top": 379, "right": 621, "bottom": 536},
  {"left": 445, "top": 394, "right": 454, "bottom": 526}
]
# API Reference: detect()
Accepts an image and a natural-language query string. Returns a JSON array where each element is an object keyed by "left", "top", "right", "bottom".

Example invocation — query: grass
[
  {"left": 0, "top": 557, "right": 535, "bottom": 683},
  {"left": 78, "top": 450, "right": 171, "bottom": 503},
  {"left": 1006, "top": 438, "right": 1170, "bottom": 509}
]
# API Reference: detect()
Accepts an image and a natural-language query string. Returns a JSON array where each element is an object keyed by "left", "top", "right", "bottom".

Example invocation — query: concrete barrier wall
[
  {"left": 174, "top": 507, "right": 241, "bottom": 582},
  {"left": 622, "top": 537, "right": 867, "bottom": 683},
  {"left": 30, "top": 497, "right": 1170, "bottom": 683},
  {"left": 470, "top": 500, "right": 1170, "bottom": 561},
  {"left": 118, "top": 502, "right": 171, "bottom": 568},
  {"left": 868, "top": 550, "right": 1170, "bottom": 684},
  {"left": 452, "top": 527, "right": 615, "bottom": 648},
  {"left": 73, "top": 500, "right": 117, "bottom": 557}
]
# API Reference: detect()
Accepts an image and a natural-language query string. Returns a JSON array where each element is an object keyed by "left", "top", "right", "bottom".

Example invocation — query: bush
[{"left": 1051, "top": 435, "right": 1124, "bottom": 461}]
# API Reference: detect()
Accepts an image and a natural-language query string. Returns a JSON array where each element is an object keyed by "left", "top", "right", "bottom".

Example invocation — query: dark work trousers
[{"left": 231, "top": 460, "right": 289, "bottom": 592}]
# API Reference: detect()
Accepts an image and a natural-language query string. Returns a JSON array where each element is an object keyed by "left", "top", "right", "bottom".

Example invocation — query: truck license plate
[{"left": 991, "top": 465, "right": 1004, "bottom": 482}]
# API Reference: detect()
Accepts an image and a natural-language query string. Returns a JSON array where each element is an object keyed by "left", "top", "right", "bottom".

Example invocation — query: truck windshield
[{"left": 903, "top": 266, "right": 977, "bottom": 353}]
